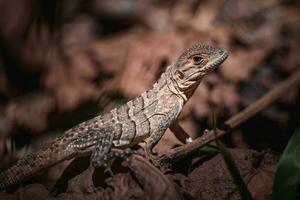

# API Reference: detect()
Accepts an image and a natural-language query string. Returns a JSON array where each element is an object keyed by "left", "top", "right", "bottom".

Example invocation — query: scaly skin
[{"left": 0, "top": 44, "right": 228, "bottom": 190}]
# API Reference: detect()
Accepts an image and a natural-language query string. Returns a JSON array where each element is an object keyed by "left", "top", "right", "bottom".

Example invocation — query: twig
[{"left": 162, "top": 68, "right": 300, "bottom": 164}]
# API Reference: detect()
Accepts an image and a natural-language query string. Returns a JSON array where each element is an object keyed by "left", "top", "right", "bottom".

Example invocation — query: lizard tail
[{"left": 0, "top": 141, "right": 76, "bottom": 190}]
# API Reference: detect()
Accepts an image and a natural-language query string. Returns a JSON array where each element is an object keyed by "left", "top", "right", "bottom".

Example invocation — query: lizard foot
[
  {"left": 109, "top": 148, "right": 139, "bottom": 168},
  {"left": 145, "top": 152, "right": 171, "bottom": 172},
  {"left": 103, "top": 163, "right": 114, "bottom": 176},
  {"left": 92, "top": 148, "right": 137, "bottom": 176},
  {"left": 113, "top": 148, "right": 136, "bottom": 159}
]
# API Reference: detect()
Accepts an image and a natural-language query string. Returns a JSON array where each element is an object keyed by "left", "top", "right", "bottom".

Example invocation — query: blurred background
[{"left": 0, "top": 0, "right": 299, "bottom": 199}]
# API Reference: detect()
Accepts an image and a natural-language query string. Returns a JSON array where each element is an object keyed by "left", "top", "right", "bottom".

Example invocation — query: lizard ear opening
[{"left": 174, "top": 70, "right": 185, "bottom": 79}]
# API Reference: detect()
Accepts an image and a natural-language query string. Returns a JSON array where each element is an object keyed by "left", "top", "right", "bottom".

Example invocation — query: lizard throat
[{"left": 166, "top": 77, "right": 188, "bottom": 102}]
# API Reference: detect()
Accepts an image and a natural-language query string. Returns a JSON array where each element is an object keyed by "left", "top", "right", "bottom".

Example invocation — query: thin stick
[{"left": 162, "top": 68, "right": 300, "bottom": 163}]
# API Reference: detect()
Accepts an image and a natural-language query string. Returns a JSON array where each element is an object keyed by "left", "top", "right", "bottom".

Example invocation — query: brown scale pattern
[{"left": 0, "top": 44, "right": 229, "bottom": 190}]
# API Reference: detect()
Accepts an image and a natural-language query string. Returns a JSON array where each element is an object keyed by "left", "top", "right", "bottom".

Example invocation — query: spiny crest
[{"left": 176, "top": 44, "right": 216, "bottom": 64}]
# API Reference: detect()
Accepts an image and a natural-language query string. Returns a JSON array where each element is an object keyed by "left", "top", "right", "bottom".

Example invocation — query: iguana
[{"left": 0, "top": 44, "right": 228, "bottom": 190}]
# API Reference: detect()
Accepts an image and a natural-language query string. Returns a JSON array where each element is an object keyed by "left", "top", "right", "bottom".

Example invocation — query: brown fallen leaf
[
  {"left": 5, "top": 94, "right": 55, "bottom": 132},
  {"left": 247, "top": 165, "right": 276, "bottom": 200},
  {"left": 220, "top": 46, "right": 271, "bottom": 82},
  {"left": 210, "top": 83, "right": 239, "bottom": 115}
]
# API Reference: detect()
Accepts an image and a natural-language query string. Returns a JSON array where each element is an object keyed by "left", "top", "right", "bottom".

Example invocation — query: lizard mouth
[
  {"left": 187, "top": 71, "right": 202, "bottom": 81},
  {"left": 200, "top": 48, "right": 229, "bottom": 73}
]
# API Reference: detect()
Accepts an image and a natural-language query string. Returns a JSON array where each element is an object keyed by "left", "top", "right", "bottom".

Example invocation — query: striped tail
[{"left": 0, "top": 141, "right": 76, "bottom": 190}]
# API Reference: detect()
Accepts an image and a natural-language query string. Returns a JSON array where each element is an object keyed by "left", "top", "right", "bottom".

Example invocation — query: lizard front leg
[{"left": 143, "top": 128, "right": 166, "bottom": 166}]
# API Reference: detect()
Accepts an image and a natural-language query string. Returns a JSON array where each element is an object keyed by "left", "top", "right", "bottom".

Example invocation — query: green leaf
[
  {"left": 272, "top": 127, "right": 300, "bottom": 200},
  {"left": 217, "top": 140, "right": 253, "bottom": 200},
  {"left": 207, "top": 110, "right": 252, "bottom": 199},
  {"left": 199, "top": 142, "right": 219, "bottom": 155}
]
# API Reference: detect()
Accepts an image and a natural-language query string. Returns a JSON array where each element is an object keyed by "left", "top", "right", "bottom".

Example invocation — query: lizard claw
[
  {"left": 146, "top": 153, "right": 168, "bottom": 168},
  {"left": 148, "top": 154, "right": 172, "bottom": 172},
  {"left": 103, "top": 163, "right": 114, "bottom": 176},
  {"left": 186, "top": 137, "right": 193, "bottom": 143},
  {"left": 203, "top": 129, "right": 210, "bottom": 135}
]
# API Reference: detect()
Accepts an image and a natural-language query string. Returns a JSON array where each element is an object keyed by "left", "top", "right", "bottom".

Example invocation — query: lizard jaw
[{"left": 199, "top": 47, "right": 229, "bottom": 74}]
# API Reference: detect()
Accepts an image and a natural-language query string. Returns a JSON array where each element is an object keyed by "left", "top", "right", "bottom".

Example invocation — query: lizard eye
[{"left": 193, "top": 56, "right": 203, "bottom": 65}]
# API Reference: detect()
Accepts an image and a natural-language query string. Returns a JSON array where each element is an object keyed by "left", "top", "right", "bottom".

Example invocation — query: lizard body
[{"left": 0, "top": 44, "right": 228, "bottom": 190}]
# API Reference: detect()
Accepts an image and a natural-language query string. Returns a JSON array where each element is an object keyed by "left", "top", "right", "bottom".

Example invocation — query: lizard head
[{"left": 167, "top": 44, "right": 229, "bottom": 100}]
